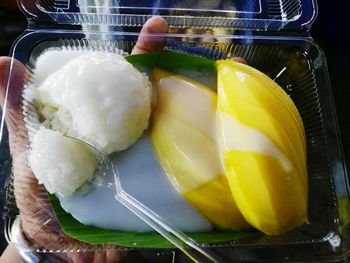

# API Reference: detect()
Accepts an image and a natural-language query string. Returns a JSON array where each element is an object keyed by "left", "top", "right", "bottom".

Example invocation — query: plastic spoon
[{"left": 77, "top": 137, "right": 223, "bottom": 263}]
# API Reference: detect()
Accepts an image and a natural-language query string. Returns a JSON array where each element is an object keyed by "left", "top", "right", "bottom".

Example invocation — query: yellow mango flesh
[
  {"left": 184, "top": 175, "right": 247, "bottom": 229},
  {"left": 216, "top": 60, "right": 307, "bottom": 235},
  {"left": 151, "top": 68, "right": 248, "bottom": 230}
]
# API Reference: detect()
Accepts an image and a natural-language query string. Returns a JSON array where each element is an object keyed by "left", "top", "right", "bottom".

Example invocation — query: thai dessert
[
  {"left": 26, "top": 48, "right": 308, "bottom": 245},
  {"left": 26, "top": 50, "right": 213, "bottom": 232}
]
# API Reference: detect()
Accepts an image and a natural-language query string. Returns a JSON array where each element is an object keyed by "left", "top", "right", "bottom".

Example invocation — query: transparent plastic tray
[
  {"left": 21, "top": 0, "right": 316, "bottom": 30},
  {"left": 1, "top": 29, "right": 349, "bottom": 262},
  {"left": 1, "top": 0, "right": 349, "bottom": 262}
]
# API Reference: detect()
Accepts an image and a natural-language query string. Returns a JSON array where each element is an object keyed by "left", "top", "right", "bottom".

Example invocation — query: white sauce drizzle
[
  {"left": 59, "top": 135, "right": 212, "bottom": 232},
  {"left": 219, "top": 113, "right": 293, "bottom": 173}
]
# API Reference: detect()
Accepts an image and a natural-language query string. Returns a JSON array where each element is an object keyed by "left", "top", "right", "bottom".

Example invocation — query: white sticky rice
[
  {"left": 28, "top": 51, "right": 152, "bottom": 195},
  {"left": 29, "top": 127, "right": 98, "bottom": 196},
  {"left": 32, "top": 52, "right": 152, "bottom": 154}
]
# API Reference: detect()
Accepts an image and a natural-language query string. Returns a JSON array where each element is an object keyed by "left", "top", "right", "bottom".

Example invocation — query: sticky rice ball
[
  {"left": 29, "top": 127, "right": 98, "bottom": 196},
  {"left": 33, "top": 52, "right": 152, "bottom": 154}
]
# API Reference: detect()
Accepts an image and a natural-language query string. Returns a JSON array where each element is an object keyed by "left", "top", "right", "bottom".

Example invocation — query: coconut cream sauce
[{"left": 58, "top": 134, "right": 212, "bottom": 232}]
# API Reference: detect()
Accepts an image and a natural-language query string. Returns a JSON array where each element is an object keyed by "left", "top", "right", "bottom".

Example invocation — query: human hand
[{"left": 0, "top": 15, "right": 168, "bottom": 263}]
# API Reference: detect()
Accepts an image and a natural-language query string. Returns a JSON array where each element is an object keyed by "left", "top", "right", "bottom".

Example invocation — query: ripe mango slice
[
  {"left": 216, "top": 59, "right": 307, "bottom": 235},
  {"left": 151, "top": 68, "right": 248, "bottom": 230}
]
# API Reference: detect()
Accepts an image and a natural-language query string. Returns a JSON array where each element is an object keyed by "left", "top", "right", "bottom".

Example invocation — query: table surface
[{"left": 0, "top": 0, "right": 349, "bottom": 258}]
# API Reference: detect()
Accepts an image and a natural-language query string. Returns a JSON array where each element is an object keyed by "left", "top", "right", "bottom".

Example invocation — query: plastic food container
[{"left": 1, "top": 0, "right": 349, "bottom": 262}]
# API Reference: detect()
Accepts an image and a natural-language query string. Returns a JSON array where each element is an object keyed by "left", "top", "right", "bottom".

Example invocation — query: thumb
[
  {"left": 132, "top": 16, "right": 168, "bottom": 55},
  {"left": 0, "top": 56, "right": 26, "bottom": 151}
]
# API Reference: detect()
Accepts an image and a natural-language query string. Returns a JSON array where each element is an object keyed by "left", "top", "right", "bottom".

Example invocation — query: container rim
[{"left": 18, "top": 0, "right": 317, "bottom": 31}]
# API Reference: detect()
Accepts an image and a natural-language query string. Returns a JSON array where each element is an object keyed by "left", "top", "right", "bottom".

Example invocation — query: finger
[
  {"left": 230, "top": 56, "right": 247, "bottom": 64},
  {"left": 132, "top": 16, "right": 168, "bottom": 55},
  {"left": 0, "top": 57, "right": 26, "bottom": 138},
  {"left": 0, "top": 244, "right": 23, "bottom": 263},
  {"left": 64, "top": 250, "right": 127, "bottom": 263},
  {"left": 0, "top": 57, "right": 25, "bottom": 111}
]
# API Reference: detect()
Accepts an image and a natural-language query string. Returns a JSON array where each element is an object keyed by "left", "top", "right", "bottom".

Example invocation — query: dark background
[{"left": 0, "top": 0, "right": 349, "bottom": 258}]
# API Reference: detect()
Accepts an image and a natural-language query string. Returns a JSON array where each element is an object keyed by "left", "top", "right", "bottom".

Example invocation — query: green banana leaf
[
  {"left": 50, "top": 195, "right": 257, "bottom": 248},
  {"left": 125, "top": 52, "right": 215, "bottom": 71}
]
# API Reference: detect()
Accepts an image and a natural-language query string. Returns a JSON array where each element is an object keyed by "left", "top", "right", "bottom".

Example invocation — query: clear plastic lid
[{"left": 20, "top": 0, "right": 317, "bottom": 30}]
